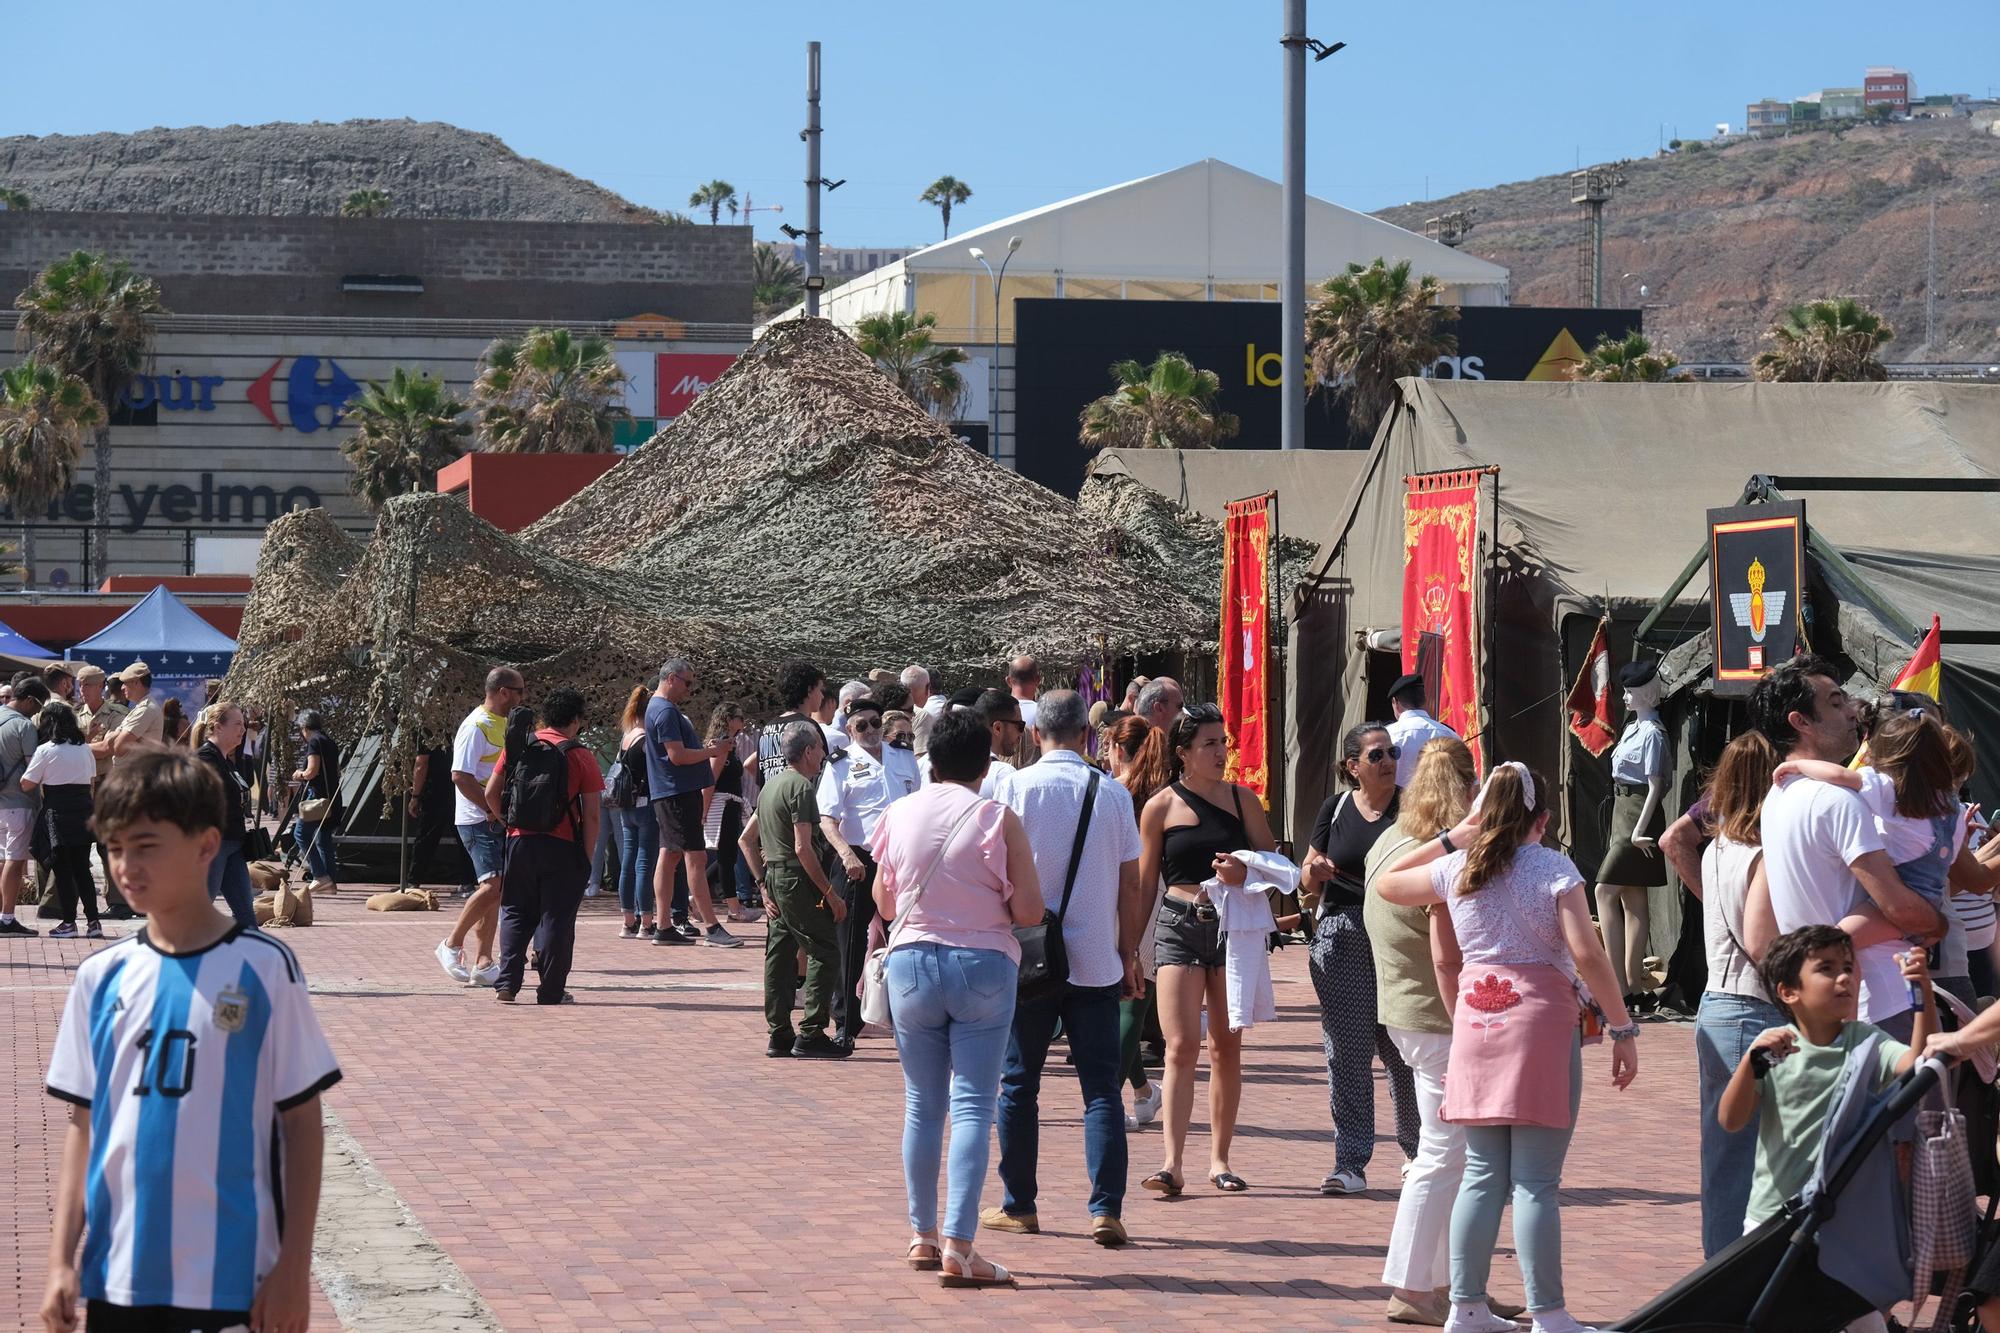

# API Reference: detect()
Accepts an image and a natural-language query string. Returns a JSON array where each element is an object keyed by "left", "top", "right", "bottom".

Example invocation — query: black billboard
[
  {"left": 1707, "top": 501, "right": 1806, "bottom": 697},
  {"left": 1014, "top": 299, "right": 1642, "bottom": 497}
]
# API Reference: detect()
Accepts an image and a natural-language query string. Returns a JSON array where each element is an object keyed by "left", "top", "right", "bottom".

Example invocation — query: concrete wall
[{"left": 0, "top": 211, "right": 751, "bottom": 324}]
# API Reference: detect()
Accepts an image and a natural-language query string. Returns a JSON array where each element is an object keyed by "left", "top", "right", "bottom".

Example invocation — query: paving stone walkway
[{"left": 3, "top": 889, "right": 1711, "bottom": 1330}]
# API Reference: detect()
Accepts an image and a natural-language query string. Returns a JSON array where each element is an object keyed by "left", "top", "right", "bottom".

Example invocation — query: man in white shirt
[
  {"left": 0, "top": 678, "right": 47, "bottom": 934},
  {"left": 1135, "top": 677, "right": 1184, "bottom": 732},
  {"left": 1754, "top": 654, "right": 1943, "bottom": 1037},
  {"left": 987, "top": 690, "right": 1144, "bottom": 1248},
  {"left": 817, "top": 698, "right": 921, "bottom": 1048},
  {"left": 1384, "top": 673, "right": 1458, "bottom": 790},
  {"left": 436, "top": 666, "right": 525, "bottom": 987}
]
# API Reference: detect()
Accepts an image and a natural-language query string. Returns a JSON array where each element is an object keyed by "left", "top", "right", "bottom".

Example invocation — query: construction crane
[{"left": 1571, "top": 161, "right": 1628, "bottom": 307}]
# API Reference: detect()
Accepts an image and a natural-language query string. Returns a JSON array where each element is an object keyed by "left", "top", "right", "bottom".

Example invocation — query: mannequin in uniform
[{"left": 1595, "top": 659, "right": 1670, "bottom": 1008}]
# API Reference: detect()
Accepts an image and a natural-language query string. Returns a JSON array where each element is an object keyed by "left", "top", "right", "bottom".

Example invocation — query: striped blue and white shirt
[{"left": 46, "top": 926, "right": 342, "bottom": 1313}]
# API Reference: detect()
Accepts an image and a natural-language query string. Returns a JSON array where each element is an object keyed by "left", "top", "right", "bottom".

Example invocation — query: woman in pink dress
[{"left": 1375, "top": 763, "right": 1639, "bottom": 1333}]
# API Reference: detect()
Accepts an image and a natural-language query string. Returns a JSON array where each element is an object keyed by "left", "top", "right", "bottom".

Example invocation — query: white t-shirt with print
[{"left": 450, "top": 706, "right": 508, "bottom": 826}]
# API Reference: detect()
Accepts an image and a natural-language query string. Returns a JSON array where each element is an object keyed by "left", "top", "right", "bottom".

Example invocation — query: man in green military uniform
[{"left": 741, "top": 721, "right": 849, "bottom": 1059}]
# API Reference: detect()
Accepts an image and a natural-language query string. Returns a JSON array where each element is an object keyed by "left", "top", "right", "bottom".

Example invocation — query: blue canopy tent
[
  {"left": 72, "top": 588, "right": 237, "bottom": 712},
  {"left": 0, "top": 619, "right": 57, "bottom": 661}
]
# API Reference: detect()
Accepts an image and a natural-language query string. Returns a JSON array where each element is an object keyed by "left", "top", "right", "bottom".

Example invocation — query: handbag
[
  {"left": 860, "top": 797, "right": 986, "bottom": 1027},
  {"left": 242, "top": 824, "right": 275, "bottom": 862},
  {"left": 1015, "top": 771, "right": 1100, "bottom": 1005},
  {"left": 297, "top": 796, "right": 332, "bottom": 823},
  {"left": 1910, "top": 1071, "right": 1980, "bottom": 1325}
]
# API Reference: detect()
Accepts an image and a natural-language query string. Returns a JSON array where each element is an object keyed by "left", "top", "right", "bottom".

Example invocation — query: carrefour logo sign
[{"left": 249, "top": 356, "right": 361, "bottom": 432}]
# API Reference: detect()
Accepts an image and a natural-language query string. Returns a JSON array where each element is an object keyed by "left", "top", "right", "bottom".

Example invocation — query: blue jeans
[
  {"left": 1451, "top": 1034, "right": 1582, "bottom": 1314},
  {"left": 615, "top": 807, "right": 658, "bottom": 917},
  {"left": 293, "top": 816, "right": 336, "bottom": 884},
  {"left": 887, "top": 943, "right": 1019, "bottom": 1242},
  {"left": 208, "top": 837, "right": 257, "bottom": 930},
  {"left": 998, "top": 980, "right": 1128, "bottom": 1220},
  {"left": 1696, "top": 990, "right": 1786, "bottom": 1258}
]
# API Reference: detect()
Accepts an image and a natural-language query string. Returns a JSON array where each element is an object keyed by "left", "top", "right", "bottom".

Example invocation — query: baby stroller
[{"left": 1613, "top": 1055, "right": 1946, "bottom": 1333}]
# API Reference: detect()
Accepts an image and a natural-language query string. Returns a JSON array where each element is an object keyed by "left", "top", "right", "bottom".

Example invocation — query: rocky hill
[
  {"left": 0, "top": 119, "right": 657, "bottom": 223},
  {"left": 1375, "top": 116, "right": 2000, "bottom": 363}
]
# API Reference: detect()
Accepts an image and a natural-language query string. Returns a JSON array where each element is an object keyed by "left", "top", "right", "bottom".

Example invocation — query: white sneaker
[
  {"left": 1530, "top": 1313, "right": 1598, "bottom": 1333},
  {"left": 472, "top": 961, "right": 502, "bottom": 988},
  {"left": 1130, "top": 1080, "right": 1163, "bottom": 1126},
  {"left": 1444, "top": 1306, "right": 1519, "bottom": 1333},
  {"left": 435, "top": 939, "right": 470, "bottom": 984}
]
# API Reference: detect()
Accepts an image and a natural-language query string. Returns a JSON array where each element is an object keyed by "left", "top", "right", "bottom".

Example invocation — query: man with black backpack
[{"left": 485, "top": 687, "right": 603, "bottom": 1005}]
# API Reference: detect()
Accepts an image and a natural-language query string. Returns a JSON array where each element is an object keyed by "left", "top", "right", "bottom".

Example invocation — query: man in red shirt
[{"left": 485, "top": 687, "right": 603, "bottom": 1005}]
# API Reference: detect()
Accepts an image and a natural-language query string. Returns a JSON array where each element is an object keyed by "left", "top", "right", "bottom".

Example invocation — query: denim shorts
[
  {"left": 457, "top": 819, "right": 506, "bottom": 883},
  {"left": 1155, "top": 898, "right": 1227, "bottom": 971}
]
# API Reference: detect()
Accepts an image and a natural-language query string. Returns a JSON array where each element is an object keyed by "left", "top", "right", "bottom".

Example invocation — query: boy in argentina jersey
[{"left": 42, "top": 749, "right": 340, "bottom": 1333}]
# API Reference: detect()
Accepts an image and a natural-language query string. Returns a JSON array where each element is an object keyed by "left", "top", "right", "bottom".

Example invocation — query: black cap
[
  {"left": 1617, "top": 659, "right": 1660, "bottom": 690},
  {"left": 1388, "top": 673, "right": 1426, "bottom": 703}
]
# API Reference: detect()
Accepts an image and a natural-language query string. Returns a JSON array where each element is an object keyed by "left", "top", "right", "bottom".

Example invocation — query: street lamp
[{"left": 968, "top": 234, "right": 1022, "bottom": 460}]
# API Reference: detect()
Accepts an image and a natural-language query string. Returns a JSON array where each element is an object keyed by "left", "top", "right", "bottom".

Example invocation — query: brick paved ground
[{"left": 3, "top": 889, "right": 1713, "bottom": 1331}]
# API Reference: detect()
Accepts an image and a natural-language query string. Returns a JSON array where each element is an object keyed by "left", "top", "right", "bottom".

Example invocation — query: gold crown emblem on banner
[{"left": 1747, "top": 557, "right": 1766, "bottom": 594}]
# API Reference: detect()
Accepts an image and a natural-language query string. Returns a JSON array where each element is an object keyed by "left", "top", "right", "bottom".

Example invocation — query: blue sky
[{"left": 6, "top": 1, "right": 1994, "bottom": 247}]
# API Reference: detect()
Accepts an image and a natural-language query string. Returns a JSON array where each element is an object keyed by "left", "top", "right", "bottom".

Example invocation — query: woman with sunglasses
[
  {"left": 1302, "top": 722, "right": 1420, "bottom": 1196},
  {"left": 1137, "top": 703, "right": 1277, "bottom": 1196}
]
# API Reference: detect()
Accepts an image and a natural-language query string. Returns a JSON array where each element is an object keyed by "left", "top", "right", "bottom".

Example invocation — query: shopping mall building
[{"left": 0, "top": 209, "right": 754, "bottom": 587}]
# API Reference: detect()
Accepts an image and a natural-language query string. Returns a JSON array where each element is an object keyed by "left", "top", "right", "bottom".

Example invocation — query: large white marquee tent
[{"left": 789, "top": 158, "right": 1511, "bottom": 342}]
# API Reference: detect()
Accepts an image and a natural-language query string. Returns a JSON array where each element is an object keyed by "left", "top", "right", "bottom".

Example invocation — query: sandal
[
  {"left": 1141, "top": 1170, "right": 1184, "bottom": 1197},
  {"left": 1210, "top": 1171, "right": 1249, "bottom": 1193},
  {"left": 940, "top": 1247, "right": 1014, "bottom": 1288},
  {"left": 906, "top": 1237, "right": 942, "bottom": 1271}
]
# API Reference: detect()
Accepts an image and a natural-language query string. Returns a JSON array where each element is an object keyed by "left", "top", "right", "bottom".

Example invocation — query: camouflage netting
[
  {"left": 226, "top": 319, "right": 1218, "bottom": 796},
  {"left": 1077, "top": 472, "right": 1320, "bottom": 609}
]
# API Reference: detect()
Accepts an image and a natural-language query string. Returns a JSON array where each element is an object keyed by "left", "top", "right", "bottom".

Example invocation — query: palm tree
[
  {"left": 753, "top": 243, "right": 805, "bottom": 319},
  {"left": 689, "top": 180, "right": 738, "bottom": 225},
  {"left": 472, "top": 327, "right": 629, "bottom": 453},
  {"left": 852, "top": 311, "right": 968, "bottom": 417},
  {"left": 1304, "top": 258, "right": 1458, "bottom": 443},
  {"left": 13, "top": 249, "right": 168, "bottom": 583},
  {"left": 0, "top": 358, "right": 101, "bottom": 587},
  {"left": 340, "top": 368, "right": 472, "bottom": 508},
  {"left": 1570, "top": 330, "right": 1689, "bottom": 383},
  {"left": 340, "top": 188, "right": 392, "bottom": 218},
  {"left": 919, "top": 176, "right": 973, "bottom": 239},
  {"left": 1076, "top": 352, "right": 1240, "bottom": 451},
  {"left": 1753, "top": 298, "right": 1895, "bottom": 382},
  {"left": 0, "top": 187, "right": 29, "bottom": 211}
]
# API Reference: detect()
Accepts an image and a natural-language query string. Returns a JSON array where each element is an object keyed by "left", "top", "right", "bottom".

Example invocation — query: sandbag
[
  {"left": 265, "top": 878, "right": 313, "bottom": 928},
  {"left": 248, "top": 861, "right": 288, "bottom": 894},
  {"left": 366, "top": 889, "right": 440, "bottom": 912},
  {"left": 253, "top": 892, "right": 276, "bottom": 926}
]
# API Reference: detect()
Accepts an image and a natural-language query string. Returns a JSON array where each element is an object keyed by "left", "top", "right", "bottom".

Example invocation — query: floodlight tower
[
  {"left": 1571, "top": 161, "right": 1628, "bottom": 307},
  {"left": 1424, "top": 209, "right": 1476, "bottom": 248}
]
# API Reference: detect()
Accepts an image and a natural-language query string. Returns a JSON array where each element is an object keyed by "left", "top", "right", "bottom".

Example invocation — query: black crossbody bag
[{"left": 1014, "top": 771, "right": 1100, "bottom": 1004}]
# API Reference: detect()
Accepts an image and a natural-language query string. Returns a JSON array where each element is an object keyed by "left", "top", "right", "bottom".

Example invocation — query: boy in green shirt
[{"left": 1718, "top": 923, "right": 1932, "bottom": 1231}]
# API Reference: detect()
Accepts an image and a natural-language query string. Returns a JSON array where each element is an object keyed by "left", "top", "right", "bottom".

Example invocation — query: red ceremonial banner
[
  {"left": 1403, "top": 470, "right": 1485, "bottom": 770},
  {"left": 1566, "top": 617, "right": 1617, "bottom": 757},
  {"left": 1221, "top": 496, "right": 1273, "bottom": 800}
]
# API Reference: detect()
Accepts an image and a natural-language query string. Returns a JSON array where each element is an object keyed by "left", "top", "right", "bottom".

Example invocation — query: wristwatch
[{"left": 1437, "top": 830, "right": 1457, "bottom": 854}]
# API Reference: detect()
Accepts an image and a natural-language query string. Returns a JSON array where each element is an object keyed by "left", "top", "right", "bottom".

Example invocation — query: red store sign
[{"left": 655, "top": 353, "right": 739, "bottom": 418}]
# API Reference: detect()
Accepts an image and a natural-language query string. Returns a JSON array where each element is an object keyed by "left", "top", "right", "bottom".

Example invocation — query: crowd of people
[{"left": 28, "top": 636, "right": 2000, "bottom": 1333}]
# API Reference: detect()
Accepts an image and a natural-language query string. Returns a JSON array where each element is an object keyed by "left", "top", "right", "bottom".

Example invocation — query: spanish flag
[{"left": 1892, "top": 615, "right": 1943, "bottom": 701}]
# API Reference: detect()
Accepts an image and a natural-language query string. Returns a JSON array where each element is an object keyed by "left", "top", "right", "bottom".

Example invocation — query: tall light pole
[
  {"left": 803, "top": 42, "right": 824, "bottom": 316},
  {"left": 1278, "top": 4, "right": 1342, "bottom": 451},
  {"left": 969, "top": 234, "right": 1022, "bottom": 460}
]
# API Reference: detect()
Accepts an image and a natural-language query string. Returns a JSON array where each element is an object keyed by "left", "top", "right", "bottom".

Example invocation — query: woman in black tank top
[{"left": 1136, "top": 703, "right": 1277, "bottom": 1196}]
